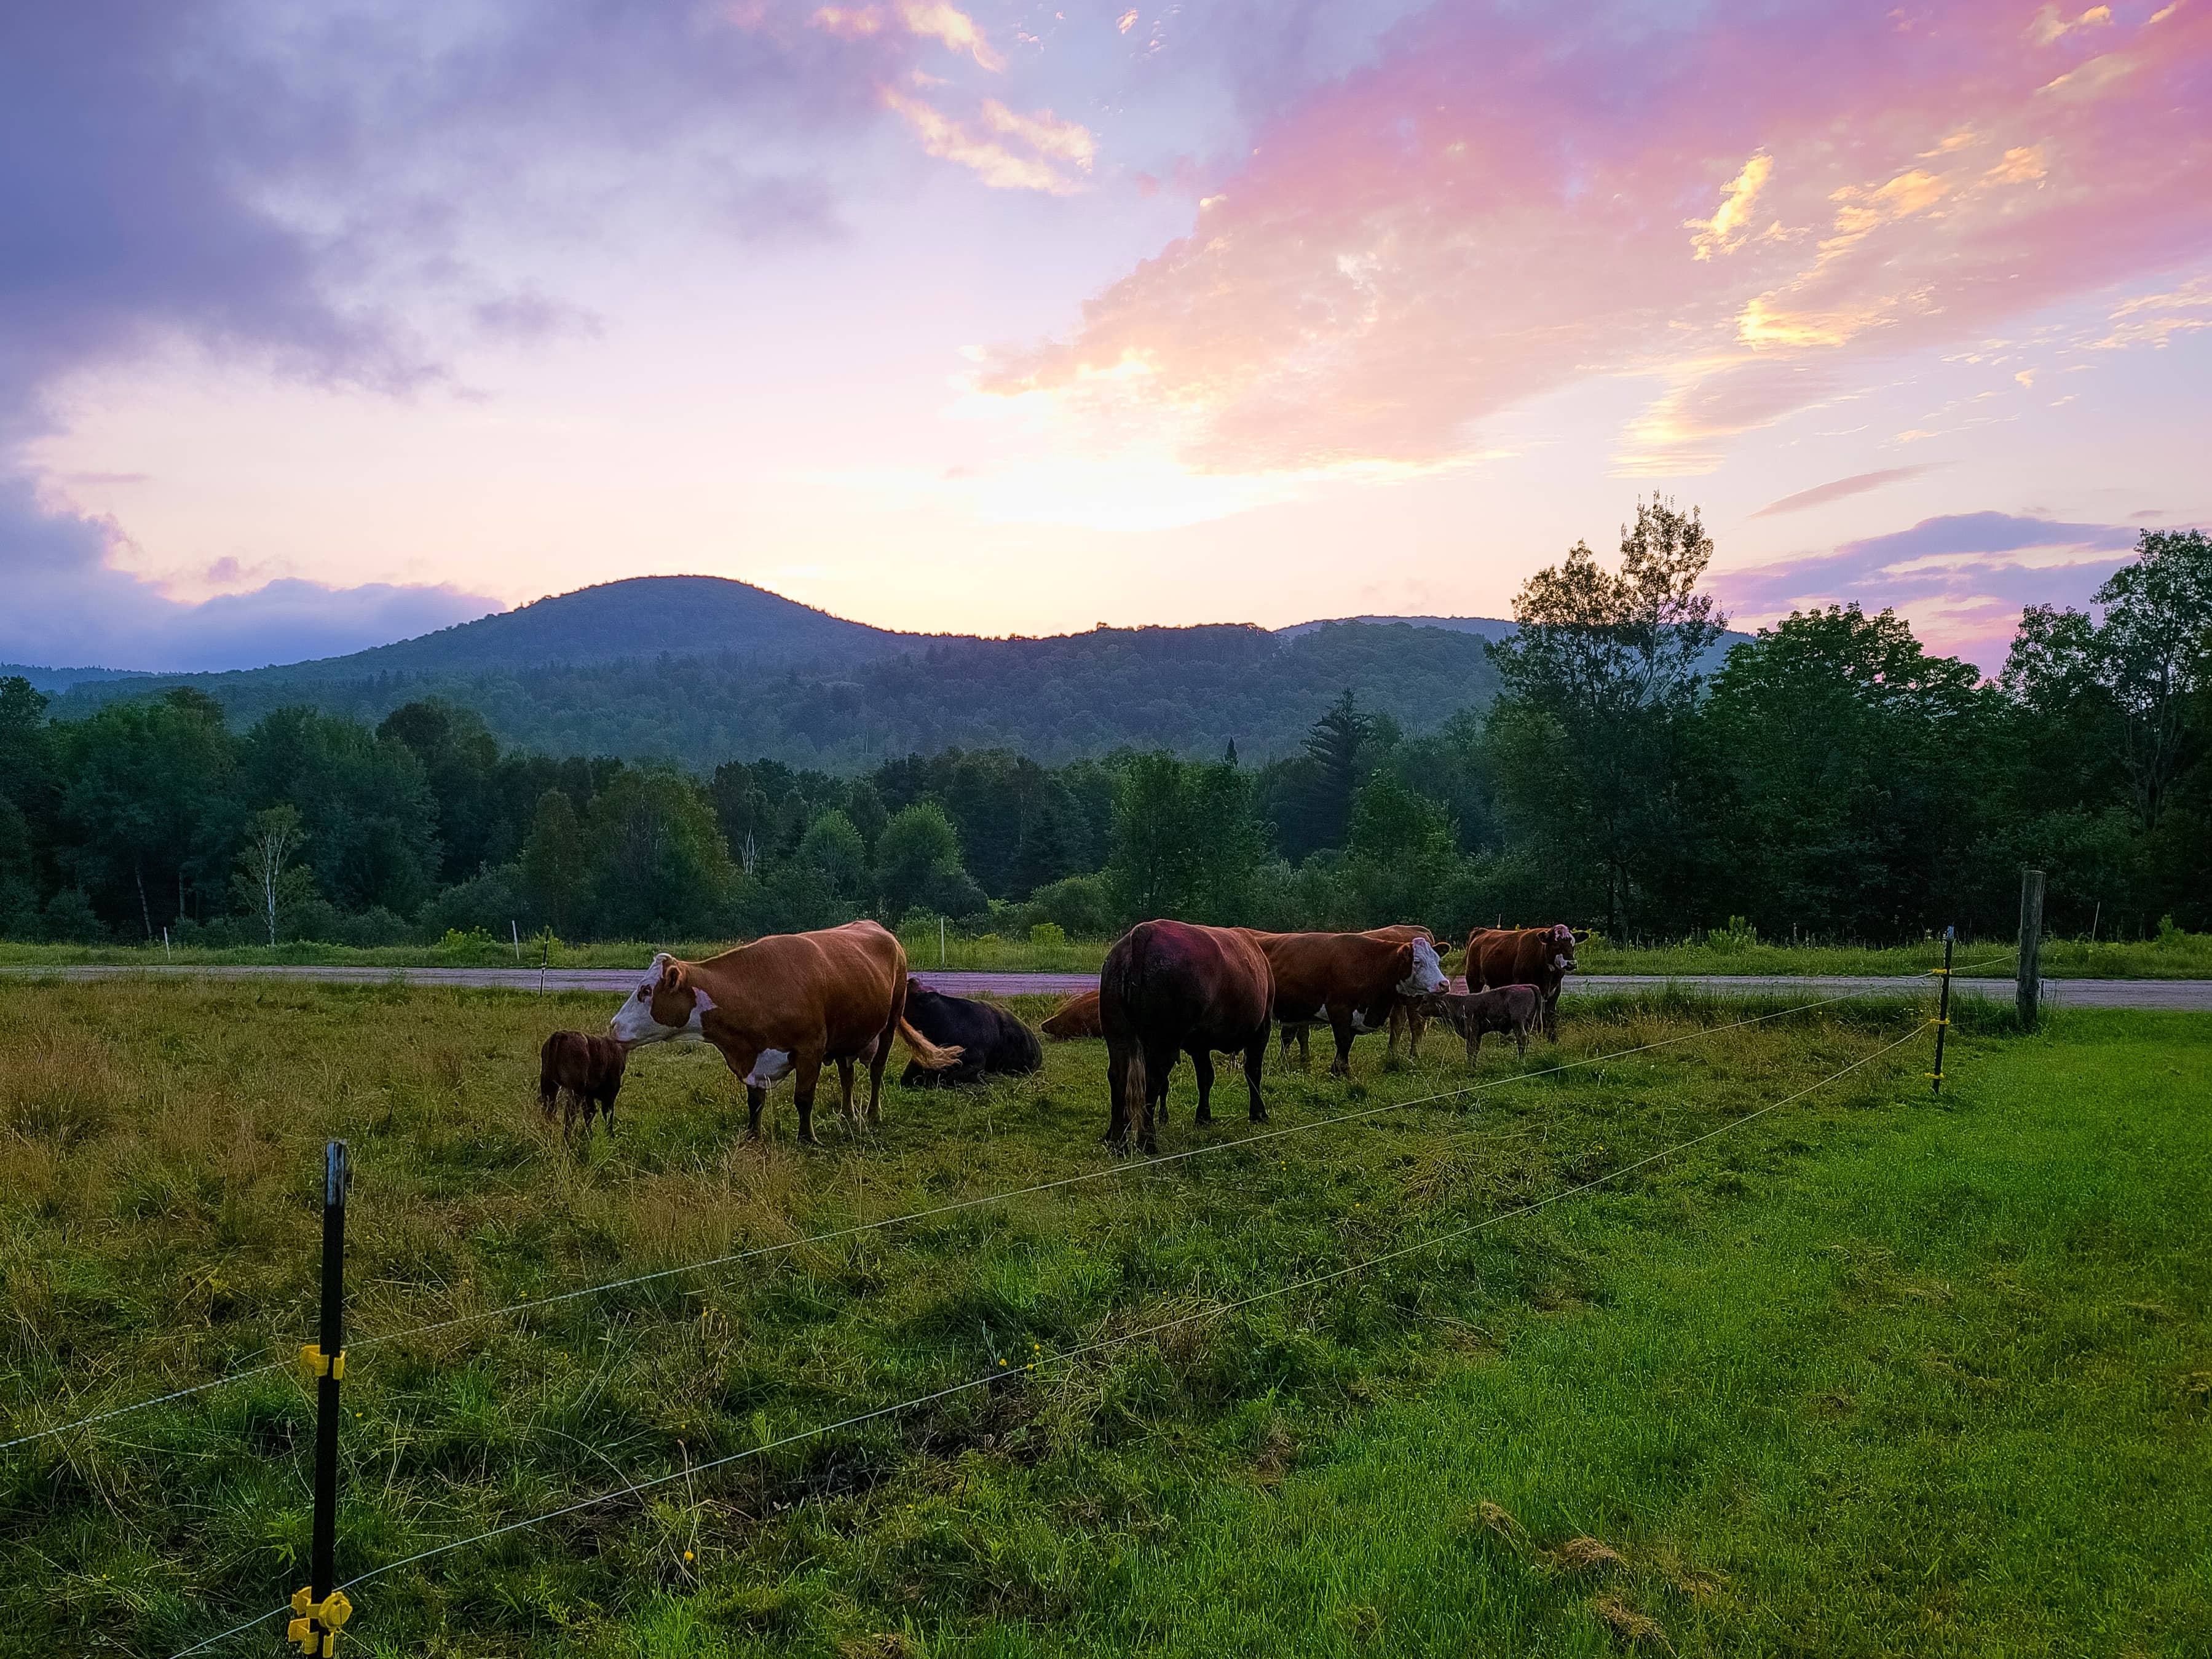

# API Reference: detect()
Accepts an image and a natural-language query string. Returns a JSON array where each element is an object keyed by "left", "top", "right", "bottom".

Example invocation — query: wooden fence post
[{"left": 2017, "top": 869, "right": 2045, "bottom": 1032}]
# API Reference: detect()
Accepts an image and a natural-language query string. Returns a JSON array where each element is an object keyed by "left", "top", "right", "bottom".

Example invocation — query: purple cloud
[
  {"left": 1751, "top": 466, "right": 1938, "bottom": 518},
  {"left": 1716, "top": 512, "right": 2147, "bottom": 670},
  {"left": 0, "top": 478, "right": 497, "bottom": 673}
]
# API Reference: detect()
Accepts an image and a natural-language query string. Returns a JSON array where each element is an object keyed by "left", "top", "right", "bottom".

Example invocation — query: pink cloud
[{"left": 981, "top": 1, "right": 2212, "bottom": 474}]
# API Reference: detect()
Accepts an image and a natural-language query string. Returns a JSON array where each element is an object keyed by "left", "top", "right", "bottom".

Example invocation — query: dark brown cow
[
  {"left": 1424, "top": 985, "right": 1541, "bottom": 1063},
  {"left": 1099, "top": 919, "right": 1274, "bottom": 1154},
  {"left": 1249, "top": 928, "right": 1450, "bottom": 1077},
  {"left": 539, "top": 1031, "right": 628, "bottom": 1136},
  {"left": 609, "top": 920, "right": 961, "bottom": 1144},
  {"left": 1040, "top": 989, "right": 1102, "bottom": 1040},
  {"left": 1276, "top": 923, "right": 1440, "bottom": 1065},
  {"left": 1464, "top": 924, "right": 1578, "bottom": 1039}
]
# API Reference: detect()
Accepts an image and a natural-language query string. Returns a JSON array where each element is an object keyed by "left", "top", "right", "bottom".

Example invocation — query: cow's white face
[
  {"left": 1549, "top": 924, "right": 1577, "bottom": 975},
  {"left": 609, "top": 952, "right": 716, "bottom": 1047},
  {"left": 1397, "top": 936, "right": 1449, "bottom": 997}
]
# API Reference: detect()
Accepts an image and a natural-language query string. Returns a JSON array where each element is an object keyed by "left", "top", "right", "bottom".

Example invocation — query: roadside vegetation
[
  {"left": 5, "top": 922, "right": 2210, "bottom": 979},
  {"left": 3, "top": 979, "right": 2205, "bottom": 1654}
]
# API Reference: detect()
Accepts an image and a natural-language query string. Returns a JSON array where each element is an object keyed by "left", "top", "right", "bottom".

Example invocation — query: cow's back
[
  {"left": 1103, "top": 920, "right": 1273, "bottom": 1048},
  {"left": 1041, "top": 989, "right": 1102, "bottom": 1040},
  {"left": 708, "top": 921, "right": 905, "bottom": 1050},
  {"left": 1250, "top": 930, "right": 1405, "bottom": 1013}
]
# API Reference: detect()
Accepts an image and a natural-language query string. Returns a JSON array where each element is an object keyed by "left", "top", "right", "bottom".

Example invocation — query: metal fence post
[
  {"left": 1930, "top": 927, "right": 1953, "bottom": 1095},
  {"left": 290, "top": 1141, "right": 352, "bottom": 1656},
  {"left": 2017, "top": 869, "right": 2045, "bottom": 1032}
]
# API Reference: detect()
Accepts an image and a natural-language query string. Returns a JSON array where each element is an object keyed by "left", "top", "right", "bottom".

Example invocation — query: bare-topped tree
[{"left": 232, "top": 804, "right": 309, "bottom": 947}]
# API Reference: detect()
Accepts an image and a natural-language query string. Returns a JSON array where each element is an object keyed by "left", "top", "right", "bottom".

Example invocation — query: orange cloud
[
  {"left": 883, "top": 90, "right": 1090, "bottom": 192},
  {"left": 810, "top": 1, "right": 1004, "bottom": 69}
]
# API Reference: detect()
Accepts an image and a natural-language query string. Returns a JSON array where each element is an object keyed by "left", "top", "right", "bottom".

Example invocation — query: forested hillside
[{"left": 51, "top": 614, "right": 1510, "bottom": 767}]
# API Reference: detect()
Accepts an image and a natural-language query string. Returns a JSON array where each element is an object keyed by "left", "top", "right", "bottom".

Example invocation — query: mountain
[
  {"left": 34, "top": 577, "right": 1528, "bottom": 767},
  {"left": 206, "top": 574, "right": 912, "bottom": 681}
]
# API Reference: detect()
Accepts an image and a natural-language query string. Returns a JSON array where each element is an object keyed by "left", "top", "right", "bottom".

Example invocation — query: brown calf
[
  {"left": 539, "top": 1031, "right": 628, "bottom": 1136},
  {"left": 1425, "top": 985, "right": 1541, "bottom": 1063}
]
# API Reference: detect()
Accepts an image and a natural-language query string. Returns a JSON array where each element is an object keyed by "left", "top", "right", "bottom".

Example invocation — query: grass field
[
  {"left": 4, "top": 925, "right": 2210, "bottom": 978},
  {"left": 0, "top": 981, "right": 2205, "bottom": 1657}
]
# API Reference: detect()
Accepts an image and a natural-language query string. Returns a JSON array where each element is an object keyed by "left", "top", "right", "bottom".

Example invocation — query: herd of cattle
[{"left": 539, "top": 917, "right": 1579, "bottom": 1152}]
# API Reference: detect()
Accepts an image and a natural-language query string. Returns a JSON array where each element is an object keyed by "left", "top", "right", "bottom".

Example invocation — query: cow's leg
[
  {"left": 1329, "top": 1010, "right": 1356, "bottom": 1079},
  {"left": 746, "top": 1083, "right": 767, "bottom": 1140},
  {"left": 1387, "top": 1002, "right": 1405, "bottom": 1058},
  {"left": 1544, "top": 989, "right": 1561, "bottom": 1042},
  {"left": 1190, "top": 1048, "right": 1215, "bottom": 1125},
  {"left": 792, "top": 1050, "right": 825, "bottom": 1146},
  {"left": 836, "top": 1056, "right": 858, "bottom": 1126},
  {"left": 1296, "top": 1024, "right": 1310, "bottom": 1068},
  {"left": 1242, "top": 1026, "right": 1268, "bottom": 1122},
  {"left": 600, "top": 1085, "right": 618, "bottom": 1135},
  {"left": 1514, "top": 1020, "right": 1528, "bottom": 1060},
  {"left": 1407, "top": 1004, "right": 1426, "bottom": 1059},
  {"left": 1467, "top": 1027, "right": 1480, "bottom": 1065},
  {"left": 1105, "top": 1040, "right": 1131, "bottom": 1150},
  {"left": 1141, "top": 1041, "right": 1175, "bottom": 1155},
  {"left": 864, "top": 1029, "right": 891, "bottom": 1125}
]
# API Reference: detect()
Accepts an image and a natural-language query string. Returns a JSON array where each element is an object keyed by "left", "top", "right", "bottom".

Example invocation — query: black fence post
[
  {"left": 1930, "top": 927, "right": 1953, "bottom": 1095},
  {"left": 289, "top": 1140, "right": 352, "bottom": 1656}
]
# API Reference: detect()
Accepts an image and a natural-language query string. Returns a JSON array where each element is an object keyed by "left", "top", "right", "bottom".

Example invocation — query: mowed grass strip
[{"left": 4, "top": 983, "right": 2181, "bottom": 1656}]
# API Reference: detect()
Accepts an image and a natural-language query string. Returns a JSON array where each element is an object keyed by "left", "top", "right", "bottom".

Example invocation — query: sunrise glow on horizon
[{"left": 6, "top": 0, "right": 2210, "bottom": 673}]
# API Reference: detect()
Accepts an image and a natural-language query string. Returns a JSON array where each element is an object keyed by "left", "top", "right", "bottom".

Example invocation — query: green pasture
[{"left": 0, "top": 980, "right": 2203, "bottom": 1657}]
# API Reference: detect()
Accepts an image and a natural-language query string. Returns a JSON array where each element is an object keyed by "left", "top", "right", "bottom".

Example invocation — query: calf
[
  {"left": 901, "top": 981, "right": 1044, "bottom": 1087},
  {"left": 1426, "top": 985, "right": 1541, "bottom": 1063},
  {"left": 539, "top": 1031, "right": 628, "bottom": 1136}
]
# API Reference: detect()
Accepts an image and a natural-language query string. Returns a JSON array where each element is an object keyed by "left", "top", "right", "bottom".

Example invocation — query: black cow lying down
[{"left": 900, "top": 981, "right": 1043, "bottom": 1087}]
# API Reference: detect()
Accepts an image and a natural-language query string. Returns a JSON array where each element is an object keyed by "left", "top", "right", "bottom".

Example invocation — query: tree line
[{"left": 2, "top": 504, "right": 2205, "bottom": 949}]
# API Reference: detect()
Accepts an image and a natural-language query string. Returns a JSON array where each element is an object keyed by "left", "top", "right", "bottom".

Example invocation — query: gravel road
[{"left": 6, "top": 963, "right": 2207, "bottom": 1008}]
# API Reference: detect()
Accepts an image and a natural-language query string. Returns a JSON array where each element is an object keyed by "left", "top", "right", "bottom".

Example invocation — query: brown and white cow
[
  {"left": 1099, "top": 919, "right": 1275, "bottom": 1154},
  {"left": 608, "top": 920, "right": 961, "bottom": 1144},
  {"left": 1276, "top": 923, "right": 1440, "bottom": 1066},
  {"left": 1248, "top": 928, "right": 1450, "bottom": 1078},
  {"left": 1464, "top": 924, "right": 1578, "bottom": 1039}
]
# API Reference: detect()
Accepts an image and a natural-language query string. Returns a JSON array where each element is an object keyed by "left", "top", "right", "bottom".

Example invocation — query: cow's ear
[{"left": 658, "top": 959, "right": 684, "bottom": 994}]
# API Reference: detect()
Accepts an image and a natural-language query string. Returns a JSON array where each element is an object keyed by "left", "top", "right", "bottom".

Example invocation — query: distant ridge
[
  {"left": 0, "top": 663, "right": 152, "bottom": 694},
  {"left": 1276, "top": 614, "right": 1517, "bottom": 641}
]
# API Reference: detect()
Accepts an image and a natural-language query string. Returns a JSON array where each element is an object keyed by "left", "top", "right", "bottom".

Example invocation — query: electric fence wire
[{"left": 165, "top": 1015, "right": 1932, "bottom": 1659}]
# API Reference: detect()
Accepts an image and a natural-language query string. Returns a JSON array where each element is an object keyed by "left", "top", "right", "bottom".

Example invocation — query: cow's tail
[
  {"left": 1121, "top": 1042, "right": 1150, "bottom": 1147},
  {"left": 898, "top": 1017, "right": 964, "bottom": 1071}
]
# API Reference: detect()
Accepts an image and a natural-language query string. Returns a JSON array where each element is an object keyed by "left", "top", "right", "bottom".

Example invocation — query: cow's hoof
[{"left": 1249, "top": 1108, "right": 1270, "bottom": 1122}]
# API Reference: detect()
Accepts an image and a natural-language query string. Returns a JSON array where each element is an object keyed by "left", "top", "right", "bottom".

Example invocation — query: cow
[
  {"left": 1040, "top": 989, "right": 1102, "bottom": 1040},
  {"left": 899, "top": 980, "right": 1043, "bottom": 1087},
  {"left": 539, "top": 1031, "right": 628, "bottom": 1137},
  {"left": 608, "top": 920, "right": 962, "bottom": 1145},
  {"left": 1249, "top": 928, "right": 1451, "bottom": 1078},
  {"left": 1276, "top": 924, "right": 1440, "bottom": 1066},
  {"left": 1099, "top": 919, "right": 1275, "bottom": 1155},
  {"left": 1464, "top": 923, "right": 1578, "bottom": 1039},
  {"left": 1424, "top": 984, "right": 1541, "bottom": 1063}
]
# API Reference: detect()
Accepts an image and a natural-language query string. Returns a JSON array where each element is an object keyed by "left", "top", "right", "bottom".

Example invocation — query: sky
[{"left": 4, "top": 0, "right": 2208, "bottom": 675}]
